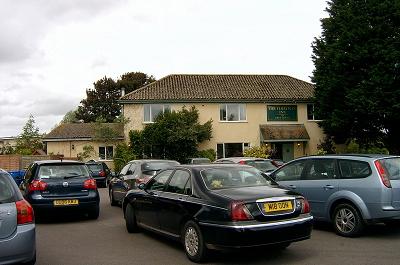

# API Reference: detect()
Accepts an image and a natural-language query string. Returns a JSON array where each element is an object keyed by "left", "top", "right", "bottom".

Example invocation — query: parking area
[{"left": 35, "top": 188, "right": 400, "bottom": 265}]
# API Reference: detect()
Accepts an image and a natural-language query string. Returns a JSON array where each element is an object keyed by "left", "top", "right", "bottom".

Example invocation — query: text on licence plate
[
  {"left": 53, "top": 199, "right": 79, "bottom": 206},
  {"left": 264, "top": 201, "right": 293, "bottom": 213}
]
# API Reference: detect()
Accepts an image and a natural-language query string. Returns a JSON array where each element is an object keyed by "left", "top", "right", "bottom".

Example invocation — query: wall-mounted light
[{"left": 297, "top": 143, "right": 301, "bottom": 147}]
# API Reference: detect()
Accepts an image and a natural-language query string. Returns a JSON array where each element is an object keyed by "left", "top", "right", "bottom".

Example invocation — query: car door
[
  {"left": 273, "top": 159, "right": 307, "bottom": 191},
  {"left": 135, "top": 169, "right": 174, "bottom": 230},
  {"left": 297, "top": 159, "right": 339, "bottom": 219},
  {"left": 158, "top": 169, "right": 191, "bottom": 235},
  {"left": 120, "top": 163, "right": 138, "bottom": 199},
  {"left": 111, "top": 163, "right": 131, "bottom": 202}
]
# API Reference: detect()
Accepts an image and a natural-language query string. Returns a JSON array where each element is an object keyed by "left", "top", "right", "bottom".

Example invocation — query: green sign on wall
[{"left": 267, "top": 105, "right": 298, "bottom": 121}]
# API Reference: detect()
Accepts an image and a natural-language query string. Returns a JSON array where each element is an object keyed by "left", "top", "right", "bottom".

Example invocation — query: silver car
[
  {"left": 270, "top": 154, "right": 400, "bottom": 237},
  {"left": 0, "top": 169, "right": 36, "bottom": 264}
]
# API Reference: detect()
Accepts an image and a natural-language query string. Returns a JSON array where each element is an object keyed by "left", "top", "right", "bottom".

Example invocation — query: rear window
[
  {"left": 201, "top": 167, "right": 273, "bottom": 190},
  {"left": 0, "top": 173, "right": 15, "bottom": 203},
  {"left": 141, "top": 161, "right": 179, "bottom": 172},
  {"left": 87, "top": 164, "right": 103, "bottom": 172},
  {"left": 339, "top": 160, "right": 371, "bottom": 179},
  {"left": 245, "top": 160, "right": 277, "bottom": 172},
  {"left": 379, "top": 158, "right": 400, "bottom": 180},
  {"left": 38, "top": 164, "right": 90, "bottom": 179}
]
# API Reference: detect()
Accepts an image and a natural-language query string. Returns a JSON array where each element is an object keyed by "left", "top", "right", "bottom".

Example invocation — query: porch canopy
[{"left": 260, "top": 124, "right": 310, "bottom": 142}]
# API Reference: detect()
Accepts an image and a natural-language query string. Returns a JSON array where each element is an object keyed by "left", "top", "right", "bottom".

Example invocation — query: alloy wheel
[
  {"left": 185, "top": 227, "right": 199, "bottom": 257},
  {"left": 335, "top": 208, "right": 355, "bottom": 233}
]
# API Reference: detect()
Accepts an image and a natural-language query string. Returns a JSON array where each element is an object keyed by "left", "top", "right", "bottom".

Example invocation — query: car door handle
[
  {"left": 324, "top": 185, "right": 335, "bottom": 190},
  {"left": 288, "top": 185, "right": 296, "bottom": 189}
]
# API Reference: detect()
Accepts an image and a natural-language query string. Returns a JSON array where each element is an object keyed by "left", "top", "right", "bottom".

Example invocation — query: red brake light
[
  {"left": 28, "top": 180, "right": 48, "bottom": 193},
  {"left": 83, "top": 179, "right": 97, "bottom": 189},
  {"left": 16, "top": 200, "right": 34, "bottom": 225},
  {"left": 231, "top": 201, "right": 253, "bottom": 221},
  {"left": 99, "top": 170, "right": 106, "bottom": 177},
  {"left": 300, "top": 198, "right": 310, "bottom": 214},
  {"left": 239, "top": 160, "right": 246, "bottom": 165},
  {"left": 374, "top": 160, "right": 392, "bottom": 188}
]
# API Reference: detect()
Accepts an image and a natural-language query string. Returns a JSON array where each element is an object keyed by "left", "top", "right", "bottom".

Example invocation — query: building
[
  {"left": 119, "top": 74, "right": 325, "bottom": 162},
  {"left": 43, "top": 123, "right": 124, "bottom": 168}
]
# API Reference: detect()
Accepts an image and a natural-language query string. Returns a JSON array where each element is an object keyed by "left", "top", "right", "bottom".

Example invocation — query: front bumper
[
  {"left": 0, "top": 223, "right": 36, "bottom": 264},
  {"left": 199, "top": 215, "right": 313, "bottom": 249}
]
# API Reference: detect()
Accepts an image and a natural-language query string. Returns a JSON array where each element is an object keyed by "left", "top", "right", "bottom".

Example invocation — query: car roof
[
  {"left": 175, "top": 164, "right": 255, "bottom": 170},
  {"left": 128, "top": 159, "right": 180, "bottom": 163},
  {"left": 216, "top": 157, "right": 271, "bottom": 162},
  {"left": 293, "top": 154, "right": 400, "bottom": 161},
  {"left": 35, "top": 160, "right": 85, "bottom": 165}
]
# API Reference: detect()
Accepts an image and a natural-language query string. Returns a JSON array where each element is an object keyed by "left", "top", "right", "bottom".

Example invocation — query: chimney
[{"left": 121, "top": 87, "right": 125, "bottom": 97}]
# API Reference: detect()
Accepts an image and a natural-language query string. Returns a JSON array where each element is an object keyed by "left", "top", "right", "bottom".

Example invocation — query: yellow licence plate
[
  {"left": 264, "top": 201, "right": 293, "bottom": 213},
  {"left": 53, "top": 199, "right": 79, "bottom": 206}
]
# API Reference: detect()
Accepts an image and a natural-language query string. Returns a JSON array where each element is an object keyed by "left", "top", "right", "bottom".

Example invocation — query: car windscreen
[
  {"left": 141, "top": 162, "right": 179, "bottom": 174},
  {"left": 201, "top": 167, "right": 273, "bottom": 190},
  {"left": 379, "top": 158, "right": 400, "bottom": 180},
  {"left": 38, "top": 164, "right": 90, "bottom": 179},
  {"left": 87, "top": 164, "right": 103, "bottom": 172},
  {"left": 0, "top": 173, "right": 16, "bottom": 203},
  {"left": 245, "top": 160, "right": 277, "bottom": 172}
]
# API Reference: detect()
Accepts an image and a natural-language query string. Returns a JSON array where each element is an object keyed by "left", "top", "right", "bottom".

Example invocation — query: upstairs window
[
  {"left": 144, "top": 104, "right": 171, "bottom": 123},
  {"left": 220, "top": 104, "right": 246, "bottom": 121},
  {"left": 307, "top": 104, "right": 321, "bottom": 120}
]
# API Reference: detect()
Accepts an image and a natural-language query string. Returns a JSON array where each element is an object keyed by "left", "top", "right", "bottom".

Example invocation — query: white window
[
  {"left": 307, "top": 104, "right": 321, "bottom": 121},
  {"left": 220, "top": 104, "right": 246, "bottom": 121},
  {"left": 99, "top": 146, "right": 113, "bottom": 160},
  {"left": 216, "top": 143, "right": 250, "bottom": 158},
  {"left": 144, "top": 104, "right": 171, "bottom": 123}
]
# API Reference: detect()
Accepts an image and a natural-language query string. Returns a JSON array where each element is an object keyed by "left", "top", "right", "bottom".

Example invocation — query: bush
[
  {"left": 243, "top": 146, "right": 269, "bottom": 158},
  {"left": 197, "top": 149, "right": 216, "bottom": 162},
  {"left": 344, "top": 139, "right": 389, "bottom": 155},
  {"left": 113, "top": 143, "right": 136, "bottom": 173}
]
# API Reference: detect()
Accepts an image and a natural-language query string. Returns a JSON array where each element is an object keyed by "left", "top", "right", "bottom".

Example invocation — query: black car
[
  {"left": 122, "top": 164, "right": 313, "bottom": 262},
  {"left": 86, "top": 161, "right": 112, "bottom": 188},
  {"left": 19, "top": 160, "right": 100, "bottom": 219},
  {"left": 109, "top": 159, "right": 180, "bottom": 206}
]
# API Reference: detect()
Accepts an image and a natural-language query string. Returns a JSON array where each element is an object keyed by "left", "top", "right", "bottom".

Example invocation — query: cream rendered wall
[
  {"left": 46, "top": 140, "right": 123, "bottom": 170},
  {"left": 123, "top": 103, "right": 325, "bottom": 157}
]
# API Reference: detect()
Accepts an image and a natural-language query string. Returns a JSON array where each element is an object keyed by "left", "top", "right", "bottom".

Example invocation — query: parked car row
[{"left": 3, "top": 154, "right": 400, "bottom": 263}]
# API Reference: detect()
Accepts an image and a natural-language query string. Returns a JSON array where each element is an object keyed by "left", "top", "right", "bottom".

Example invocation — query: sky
[{"left": 0, "top": 0, "right": 328, "bottom": 137}]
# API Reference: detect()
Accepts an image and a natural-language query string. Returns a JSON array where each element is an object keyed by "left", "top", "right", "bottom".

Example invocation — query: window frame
[
  {"left": 216, "top": 142, "right": 250, "bottom": 159},
  {"left": 219, "top": 103, "right": 247, "bottom": 122},
  {"left": 338, "top": 159, "right": 372, "bottom": 179},
  {"left": 99, "top": 146, "right": 114, "bottom": 161},
  {"left": 143, "top": 104, "right": 171, "bottom": 123},
  {"left": 165, "top": 169, "right": 192, "bottom": 195},
  {"left": 307, "top": 103, "right": 322, "bottom": 121}
]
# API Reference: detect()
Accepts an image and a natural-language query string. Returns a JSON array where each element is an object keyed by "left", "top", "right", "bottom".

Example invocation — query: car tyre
[
  {"left": 109, "top": 188, "right": 118, "bottom": 206},
  {"left": 125, "top": 204, "right": 140, "bottom": 233},
  {"left": 182, "top": 221, "right": 208, "bottom": 263},
  {"left": 88, "top": 204, "right": 100, "bottom": 220},
  {"left": 333, "top": 203, "right": 364, "bottom": 237}
]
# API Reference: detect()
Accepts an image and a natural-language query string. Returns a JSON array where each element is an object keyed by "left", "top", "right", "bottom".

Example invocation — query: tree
[
  {"left": 61, "top": 109, "right": 79, "bottom": 123},
  {"left": 15, "top": 114, "right": 43, "bottom": 155},
  {"left": 311, "top": 0, "right": 400, "bottom": 153},
  {"left": 76, "top": 76, "right": 120, "bottom": 122},
  {"left": 129, "top": 106, "right": 212, "bottom": 163},
  {"left": 117, "top": 72, "right": 156, "bottom": 95}
]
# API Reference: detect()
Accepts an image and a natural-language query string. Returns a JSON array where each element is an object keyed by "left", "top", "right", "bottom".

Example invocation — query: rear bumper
[
  {"left": 199, "top": 216, "right": 313, "bottom": 249},
  {"left": 0, "top": 224, "right": 36, "bottom": 264},
  {"left": 28, "top": 191, "right": 99, "bottom": 212}
]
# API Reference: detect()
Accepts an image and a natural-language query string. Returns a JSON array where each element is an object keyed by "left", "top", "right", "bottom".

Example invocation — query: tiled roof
[
  {"left": 120, "top": 74, "right": 314, "bottom": 102},
  {"left": 260, "top": 124, "right": 310, "bottom": 141},
  {"left": 43, "top": 123, "right": 124, "bottom": 140}
]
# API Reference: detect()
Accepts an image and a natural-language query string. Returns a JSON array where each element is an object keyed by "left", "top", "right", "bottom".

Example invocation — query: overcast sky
[{"left": 0, "top": 0, "right": 328, "bottom": 137}]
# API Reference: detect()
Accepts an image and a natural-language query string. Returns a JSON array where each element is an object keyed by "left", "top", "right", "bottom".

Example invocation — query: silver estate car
[
  {"left": 269, "top": 154, "right": 400, "bottom": 237},
  {"left": 0, "top": 169, "right": 36, "bottom": 264}
]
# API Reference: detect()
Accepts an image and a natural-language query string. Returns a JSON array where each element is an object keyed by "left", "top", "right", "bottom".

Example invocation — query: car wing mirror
[{"left": 138, "top": 183, "right": 146, "bottom": 190}]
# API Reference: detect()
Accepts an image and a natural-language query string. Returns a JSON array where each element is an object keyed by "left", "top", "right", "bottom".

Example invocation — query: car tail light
[
  {"left": 16, "top": 199, "right": 34, "bottom": 225},
  {"left": 239, "top": 160, "right": 246, "bottom": 165},
  {"left": 231, "top": 201, "right": 253, "bottom": 221},
  {"left": 299, "top": 198, "right": 310, "bottom": 214},
  {"left": 28, "top": 180, "right": 48, "bottom": 193},
  {"left": 374, "top": 160, "right": 392, "bottom": 188},
  {"left": 99, "top": 170, "right": 106, "bottom": 177},
  {"left": 83, "top": 178, "right": 97, "bottom": 189}
]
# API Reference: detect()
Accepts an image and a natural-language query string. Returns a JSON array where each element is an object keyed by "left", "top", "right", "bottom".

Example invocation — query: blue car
[
  {"left": 0, "top": 169, "right": 36, "bottom": 264},
  {"left": 270, "top": 154, "right": 400, "bottom": 237}
]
